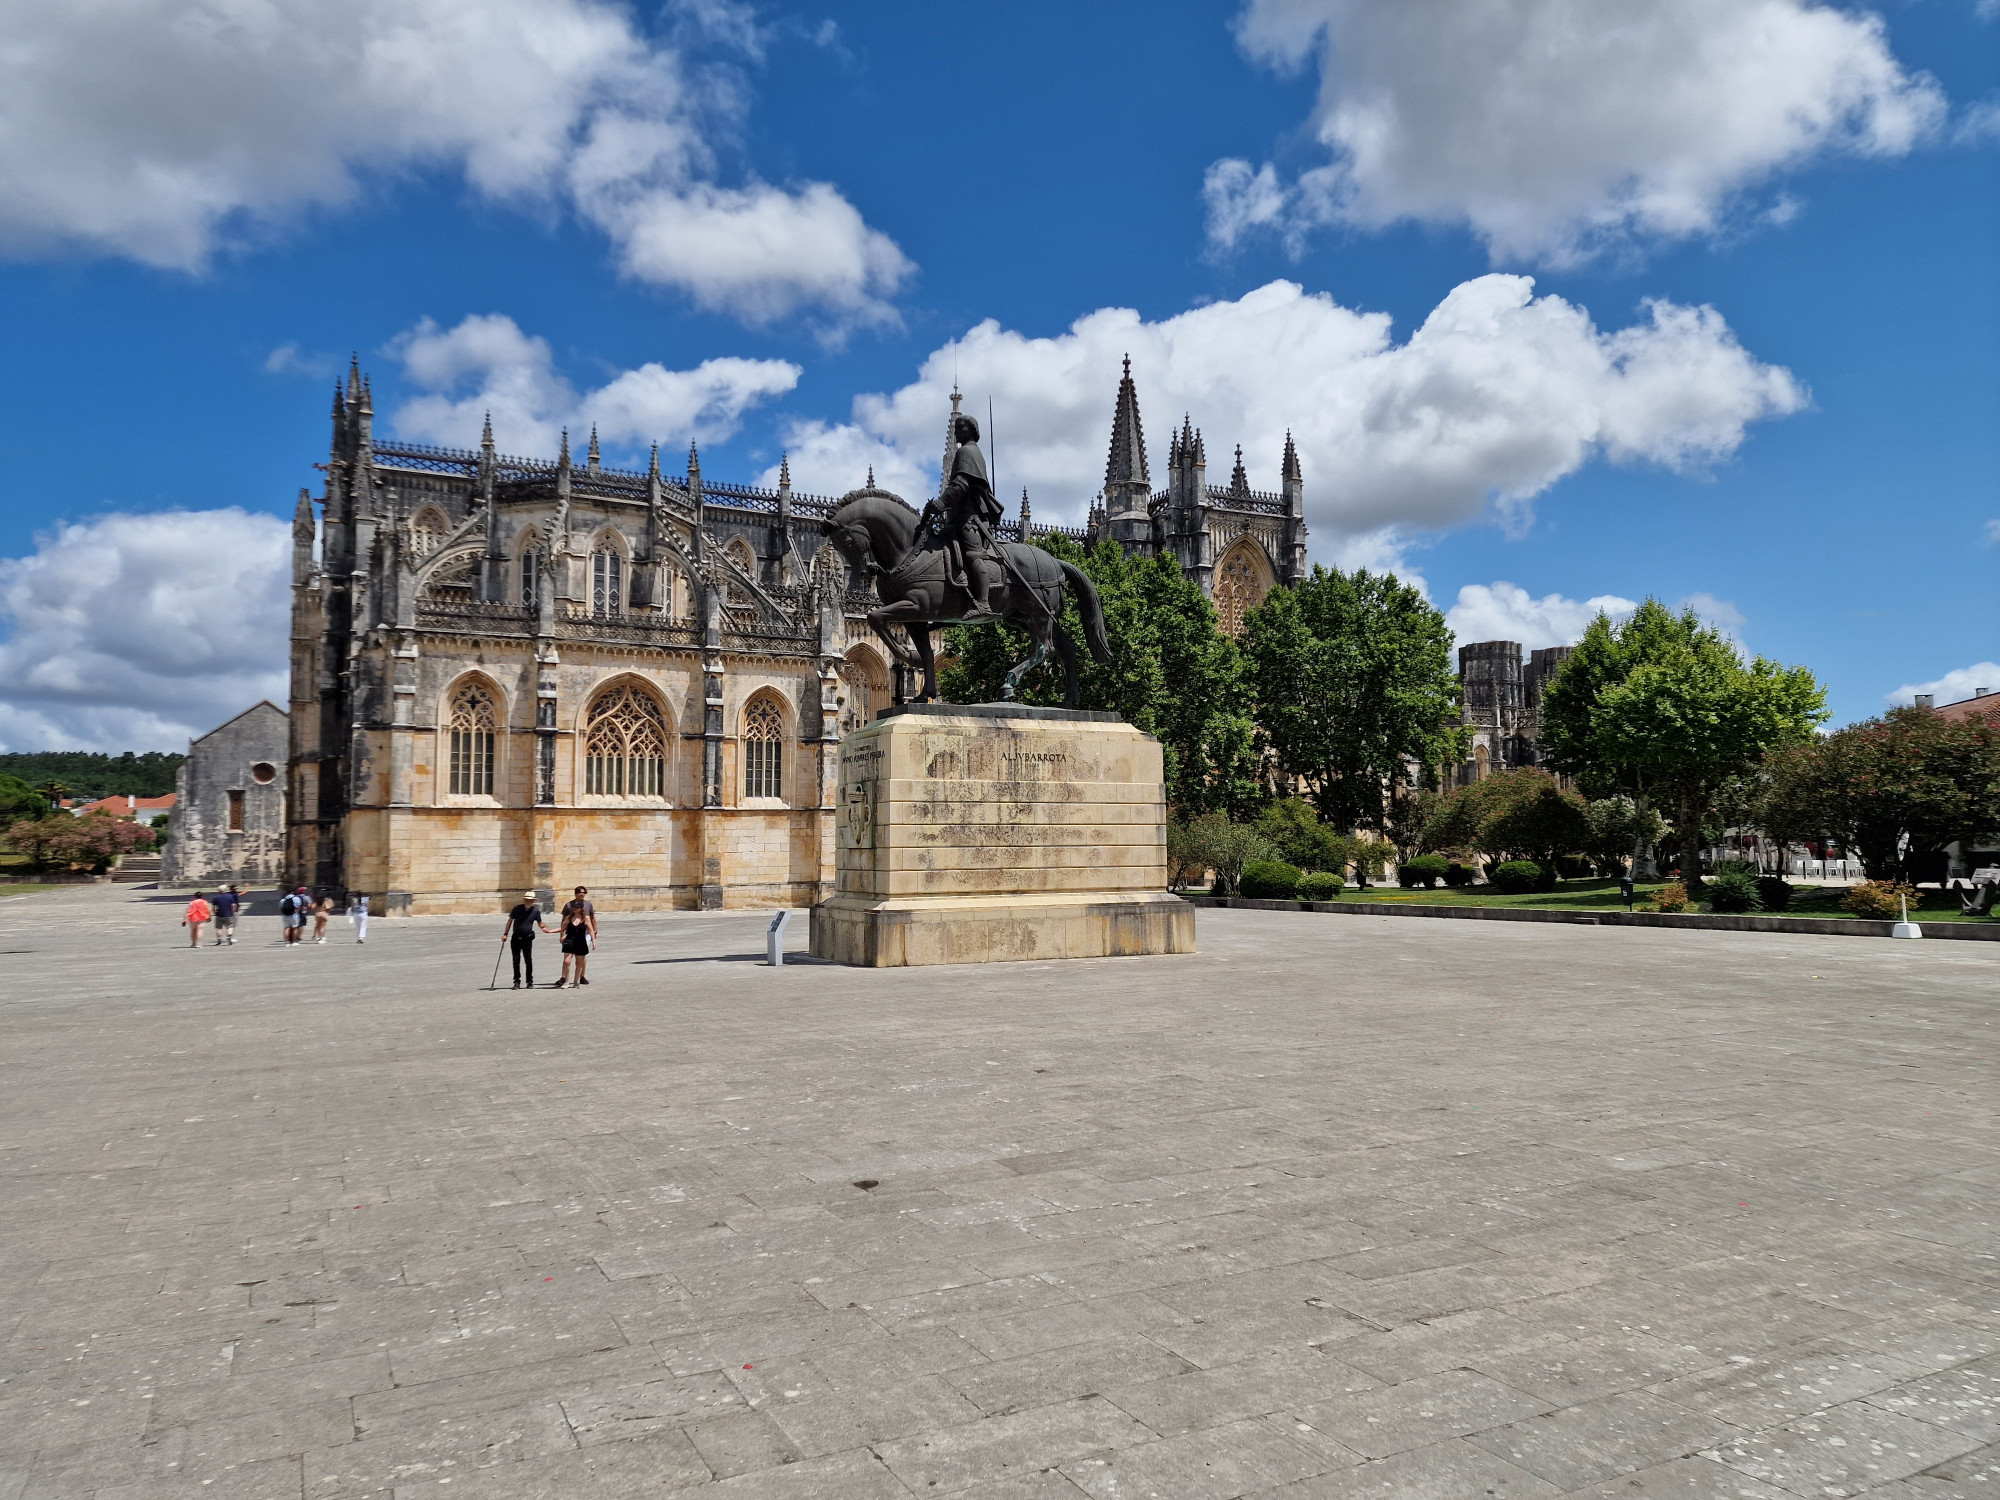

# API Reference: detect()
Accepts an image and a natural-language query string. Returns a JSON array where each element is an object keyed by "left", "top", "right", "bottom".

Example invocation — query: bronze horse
[{"left": 825, "top": 492, "right": 1111, "bottom": 706}]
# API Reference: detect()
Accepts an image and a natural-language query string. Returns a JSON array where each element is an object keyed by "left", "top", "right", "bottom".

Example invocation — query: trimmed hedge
[
  {"left": 1400, "top": 854, "right": 1450, "bottom": 889},
  {"left": 1297, "top": 870, "right": 1345, "bottom": 901},
  {"left": 1442, "top": 862, "right": 1474, "bottom": 888},
  {"left": 1239, "top": 860, "right": 1302, "bottom": 900},
  {"left": 1703, "top": 869, "right": 1763, "bottom": 914},
  {"left": 1489, "top": 860, "right": 1542, "bottom": 894}
]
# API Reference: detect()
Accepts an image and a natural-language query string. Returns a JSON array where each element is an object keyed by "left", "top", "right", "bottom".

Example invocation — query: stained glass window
[
  {"left": 448, "top": 682, "right": 497, "bottom": 796},
  {"left": 743, "top": 696, "right": 784, "bottom": 801}
]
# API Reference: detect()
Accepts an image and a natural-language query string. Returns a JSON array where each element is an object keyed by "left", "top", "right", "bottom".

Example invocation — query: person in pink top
[{"left": 182, "top": 892, "right": 212, "bottom": 948}]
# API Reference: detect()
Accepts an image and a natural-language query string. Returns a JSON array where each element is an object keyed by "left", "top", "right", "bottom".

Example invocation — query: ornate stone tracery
[
  {"left": 743, "top": 694, "right": 784, "bottom": 801},
  {"left": 584, "top": 683, "right": 666, "bottom": 798},
  {"left": 1214, "top": 543, "right": 1270, "bottom": 636},
  {"left": 447, "top": 681, "right": 496, "bottom": 796}
]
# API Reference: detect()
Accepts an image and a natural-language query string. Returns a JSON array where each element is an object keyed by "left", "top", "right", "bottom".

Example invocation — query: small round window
[{"left": 250, "top": 761, "right": 277, "bottom": 785}]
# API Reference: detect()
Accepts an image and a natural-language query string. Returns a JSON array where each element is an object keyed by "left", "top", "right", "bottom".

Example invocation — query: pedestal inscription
[{"left": 809, "top": 706, "right": 1196, "bottom": 967}]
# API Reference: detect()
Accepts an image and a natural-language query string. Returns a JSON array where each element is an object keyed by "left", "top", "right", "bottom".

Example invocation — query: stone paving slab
[{"left": 1, "top": 886, "right": 1996, "bottom": 1497}]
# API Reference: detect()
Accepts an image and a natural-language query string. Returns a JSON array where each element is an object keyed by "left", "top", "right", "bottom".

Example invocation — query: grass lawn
[
  {"left": 1249, "top": 878, "right": 2000, "bottom": 924},
  {"left": 0, "top": 884, "right": 68, "bottom": 898}
]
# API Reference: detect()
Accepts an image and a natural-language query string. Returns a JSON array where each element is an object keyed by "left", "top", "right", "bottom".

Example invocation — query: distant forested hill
[{"left": 0, "top": 752, "right": 185, "bottom": 799}]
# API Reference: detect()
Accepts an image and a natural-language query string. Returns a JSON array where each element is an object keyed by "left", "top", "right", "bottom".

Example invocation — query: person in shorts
[
  {"left": 312, "top": 892, "right": 333, "bottom": 944},
  {"left": 500, "top": 891, "right": 552, "bottom": 989},
  {"left": 557, "top": 886, "right": 597, "bottom": 988},
  {"left": 182, "top": 892, "right": 211, "bottom": 947},
  {"left": 211, "top": 885, "right": 240, "bottom": 945},
  {"left": 280, "top": 886, "right": 309, "bottom": 946}
]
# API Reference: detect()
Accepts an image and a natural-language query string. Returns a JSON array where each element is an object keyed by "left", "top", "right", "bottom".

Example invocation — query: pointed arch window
[
  {"left": 411, "top": 509, "right": 447, "bottom": 558},
  {"left": 592, "top": 548, "right": 623, "bottom": 617},
  {"left": 520, "top": 549, "right": 541, "bottom": 610},
  {"left": 1214, "top": 546, "right": 1267, "bottom": 636},
  {"left": 585, "top": 684, "right": 666, "bottom": 798},
  {"left": 743, "top": 696, "right": 785, "bottom": 801},
  {"left": 447, "top": 682, "right": 497, "bottom": 796}
]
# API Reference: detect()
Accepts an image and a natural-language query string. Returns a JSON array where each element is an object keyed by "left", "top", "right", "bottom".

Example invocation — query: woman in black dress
[{"left": 557, "top": 886, "right": 596, "bottom": 988}]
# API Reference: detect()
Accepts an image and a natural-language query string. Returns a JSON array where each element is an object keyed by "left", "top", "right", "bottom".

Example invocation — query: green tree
[
  {"left": 1541, "top": 600, "right": 1824, "bottom": 886},
  {"left": 1421, "top": 768, "right": 1588, "bottom": 885},
  {"left": 1760, "top": 708, "right": 2000, "bottom": 882},
  {"left": 1253, "top": 797, "right": 1352, "bottom": 873},
  {"left": 941, "top": 537, "right": 1261, "bottom": 815},
  {"left": 0, "top": 773, "right": 46, "bottom": 827},
  {"left": 1583, "top": 796, "right": 1665, "bottom": 875},
  {"left": 1241, "top": 566, "right": 1462, "bottom": 835}
]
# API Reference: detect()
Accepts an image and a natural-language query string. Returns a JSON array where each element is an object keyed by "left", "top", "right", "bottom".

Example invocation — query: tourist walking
[
  {"left": 312, "top": 892, "right": 333, "bottom": 944},
  {"left": 557, "top": 886, "right": 597, "bottom": 988},
  {"left": 348, "top": 891, "right": 368, "bottom": 943},
  {"left": 500, "top": 892, "right": 552, "bottom": 989},
  {"left": 279, "top": 886, "right": 309, "bottom": 947},
  {"left": 182, "top": 891, "right": 212, "bottom": 947},
  {"left": 211, "top": 885, "right": 240, "bottom": 945}
]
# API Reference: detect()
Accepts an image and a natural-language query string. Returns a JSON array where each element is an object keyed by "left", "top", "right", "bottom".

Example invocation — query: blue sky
[{"left": 0, "top": 0, "right": 1993, "bottom": 749}]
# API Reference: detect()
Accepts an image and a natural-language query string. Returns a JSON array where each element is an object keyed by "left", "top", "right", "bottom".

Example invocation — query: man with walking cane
[{"left": 499, "top": 892, "right": 553, "bottom": 990}]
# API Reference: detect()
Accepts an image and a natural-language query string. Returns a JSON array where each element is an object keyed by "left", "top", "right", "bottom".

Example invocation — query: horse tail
[{"left": 1058, "top": 561, "right": 1112, "bottom": 666}]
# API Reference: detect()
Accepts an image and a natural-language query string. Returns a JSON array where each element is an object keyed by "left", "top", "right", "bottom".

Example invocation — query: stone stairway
[{"left": 114, "top": 852, "right": 163, "bottom": 883}]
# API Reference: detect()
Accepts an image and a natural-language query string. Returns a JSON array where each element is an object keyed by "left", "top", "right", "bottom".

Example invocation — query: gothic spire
[
  {"left": 777, "top": 452, "right": 791, "bottom": 490},
  {"left": 357, "top": 376, "right": 372, "bottom": 415},
  {"left": 866, "top": 464, "right": 875, "bottom": 489},
  {"left": 480, "top": 411, "right": 494, "bottom": 451},
  {"left": 1103, "top": 354, "right": 1150, "bottom": 493},
  {"left": 586, "top": 425, "right": 601, "bottom": 474},
  {"left": 687, "top": 440, "right": 701, "bottom": 483},
  {"left": 1230, "top": 444, "right": 1248, "bottom": 496},
  {"left": 558, "top": 427, "right": 571, "bottom": 470},
  {"left": 647, "top": 441, "right": 660, "bottom": 478},
  {"left": 346, "top": 354, "right": 362, "bottom": 404},
  {"left": 1282, "top": 429, "right": 1301, "bottom": 483}
]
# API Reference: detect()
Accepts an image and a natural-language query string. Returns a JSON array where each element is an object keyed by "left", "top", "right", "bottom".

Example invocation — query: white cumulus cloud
[
  {"left": 0, "top": 0, "right": 911, "bottom": 328},
  {"left": 1444, "top": 583, "right": 1639, "bottom": 650},
  {"left": 1210, "top": 0, "right": 1946, "bottom": 265},
  {"left": 1889, "top": 663, "right": 2000, "bottom": 708},
  {"left": 0, "top": 510, "right": 291, "bottom": 752},
  {"left": 766, "top": 275, "right": 1805, "bottom": 545},
  {"left": 386, "top": 313, "right": 800, "bottom": 458}
]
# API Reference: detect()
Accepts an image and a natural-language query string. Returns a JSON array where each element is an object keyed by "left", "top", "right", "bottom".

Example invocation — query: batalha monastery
[{"left": 164, "top": 358, "right": 1544, "bottom": 911}]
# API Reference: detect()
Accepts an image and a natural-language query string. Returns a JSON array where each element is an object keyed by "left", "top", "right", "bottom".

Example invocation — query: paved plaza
[{"left": 0, "top": 885, "right": 1995, "bottom": 1499}]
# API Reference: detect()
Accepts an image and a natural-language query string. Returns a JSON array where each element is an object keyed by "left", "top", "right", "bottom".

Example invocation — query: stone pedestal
[{"left": 810, "top": 704, "right": 1195, "bottom": 967}]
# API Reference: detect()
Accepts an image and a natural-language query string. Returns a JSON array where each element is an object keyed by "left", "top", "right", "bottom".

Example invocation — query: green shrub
[
  {"left": 1755, "top": 876, "right": 1794, "bottom": 913},
  {"left": 1239, "top": 860, "right": 1302, "bottom": 900},
  {"left": 1703, "top": 869, "right": 1763, "bottom": 914},
  {"left": 1489, "top": 860, "right": 1542, "bottom": 894},
  {"left": 1844, "top": 880, "right": 1919, "bottom": 919},
  {"left": 1401, "top": 854, "right": 1450, "bottom": 889},
  {"left": 1297, "top": 870, "right": 1344, "bottom": 901},
  {"left": 1442, "top": 862, "right": 1473, "bottom": 888},
  {"left": 1556, "top": 855, "right": 1592, "bottom": 880}
]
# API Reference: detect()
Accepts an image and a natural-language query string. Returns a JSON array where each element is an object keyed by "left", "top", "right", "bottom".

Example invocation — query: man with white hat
[{"left": 500, "top": 891, "right": 554, "bottom": 989}]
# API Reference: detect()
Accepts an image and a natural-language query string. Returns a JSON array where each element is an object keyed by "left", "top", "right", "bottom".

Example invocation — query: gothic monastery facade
[{"left": 283, "top": 359, "right": 1310, "bottom": 912}]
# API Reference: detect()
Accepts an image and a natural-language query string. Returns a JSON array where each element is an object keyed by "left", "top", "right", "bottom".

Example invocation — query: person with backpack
[
  {"left": 557, "top": 886, "right": 597, "bottom": 988},
  {"left": 182, "top": 892, "right": 212, "bottom": 948},
  {"left": 279, "top": 886, "right": 308, "bottom": 947}
]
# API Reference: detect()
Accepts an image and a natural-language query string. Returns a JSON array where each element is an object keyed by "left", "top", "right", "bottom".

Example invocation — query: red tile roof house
[{"left": 71, "top": 793, "right": 177, "bottom": 821}]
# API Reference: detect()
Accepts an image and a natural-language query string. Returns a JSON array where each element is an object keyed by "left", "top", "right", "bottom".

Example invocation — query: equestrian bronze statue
[{"left": 825, "top": 417, "right": 1111, "bottom": 707}]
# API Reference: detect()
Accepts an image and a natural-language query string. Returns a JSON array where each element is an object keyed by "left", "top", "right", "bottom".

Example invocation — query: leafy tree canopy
[
  {"left": 0, "top": 751, "right": 184, "bottom": 801},
  {"left": 1760, "top": 707, "right": 2000, "bottom": 882},
  {"left": 1240, "top": 565, "right": 1462, "bottom": 834},
  {"left": 1540, "top": 599, "right": 1823, "bottom": 882}
]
